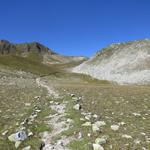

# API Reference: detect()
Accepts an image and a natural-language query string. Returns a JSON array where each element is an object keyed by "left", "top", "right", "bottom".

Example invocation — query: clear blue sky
[{"left": 0, "top": 0, "right": 150, "bottom": 56}]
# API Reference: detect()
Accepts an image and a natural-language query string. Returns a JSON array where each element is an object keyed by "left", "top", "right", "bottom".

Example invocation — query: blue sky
[{"left": 0, "top": 0, "right": 150, "bottom": 56}]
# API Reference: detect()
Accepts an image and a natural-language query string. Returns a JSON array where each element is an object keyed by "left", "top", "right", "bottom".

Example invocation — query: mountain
[
  {"left": 0, "top": 40, "right": 86, "bottom": 64},
  {"left": 73, "top": 39, "right": 150, "bottom": 84}
]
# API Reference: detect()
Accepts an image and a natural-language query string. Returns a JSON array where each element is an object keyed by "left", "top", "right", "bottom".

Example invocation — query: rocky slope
[
  {"left": 0, "top": 40, "right": 86, "bottom": 65},
  {"left": 73, "top": 39, "right": 150, "bottom": 84}
]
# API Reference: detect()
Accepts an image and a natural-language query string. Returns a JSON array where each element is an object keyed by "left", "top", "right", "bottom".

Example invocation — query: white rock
[
  {"left": 73, "top": 104, "right": 81, "bottom": 110},
  {"left": 111, "top": 125, "right": 119, "bottom": 131},
  {"left": 28, "top": 132, "right": 33, "bottom": 137},
  {"left": 15, "top": 141, "right": 21, "bottom": 148},
  {"left": 95, "top": 121, "right": 106, "bottom": 128},
  {"left": 35, "top": 109, "right": 41, "bottom": 113},
  {"left": 122, "top": 134, "right": 132, "bottom": 139},
  {"left": 85, "top": 115, "right": 91, "bottom": 120},
  {"left": 78, "top": 132, "right": 82, "bottom": 139},
  {"left": 93, "top": 114, "right": 98, "bottom": 118},
  {"left": 82, "top": 122, "right": 92, "bottom": 127},
  {"left": 71, "top": 94, "right": 75, "bottom": 97},
  {"left": 80, "top": 118, "right": 85, "bottom": 121},
  {"left": 118, "top": 122, "right": 126, "bottom": 126},
  {"left": 95, "top": 137, "right": 107, "bottom": 145},
  {"left": 92, "top": 124, "right": 100, "bottom": 133},
  {"left": 22, "top": 146, "right": 31, "bottom": 150},
  {"left": 2, "top": 130, "right": 8, "bottom": 136},
  {"left": 93, "top": 143, "right": 104, "bottom": 150},
  {"left": 134, "top": 139, "right": 141, "bottom": 144},
  {"left": 132, "top": 112, "right": 141, "bottom": 116},
  {"left": 25, "top": 103, "right": 31, "bottom": 106}
]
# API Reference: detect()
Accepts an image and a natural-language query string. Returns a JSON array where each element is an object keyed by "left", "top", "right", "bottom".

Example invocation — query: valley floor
[{"left": 0, "top": 68, "right": 150, "bottom": 150}]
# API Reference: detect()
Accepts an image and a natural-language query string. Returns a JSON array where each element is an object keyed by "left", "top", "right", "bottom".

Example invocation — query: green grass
[
  {"left": 0, "top": 55, "right": 60, "bottom": 76},
  {"left": 27, "top": 51, "right": 43, "bottom": 62}
]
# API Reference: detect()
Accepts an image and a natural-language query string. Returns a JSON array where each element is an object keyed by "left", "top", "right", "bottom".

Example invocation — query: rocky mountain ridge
[{"left": 0, "top": 40, "right": 86, "bottom": 64}]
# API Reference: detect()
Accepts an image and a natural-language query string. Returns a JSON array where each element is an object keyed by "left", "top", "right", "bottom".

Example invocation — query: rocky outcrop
[
  {"left": 73, "top": 39, "right": 150, "bottom": 84},
  {"left": 0, "top": 40, "right": 55, "bottom": 55},
  {"left": 0, "top": 40, "right": 86, "bottom": 65}
]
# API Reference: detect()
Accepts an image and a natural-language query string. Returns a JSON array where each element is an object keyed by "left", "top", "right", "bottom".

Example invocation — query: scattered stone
[
  {"left": 94, "top": 121, "right": 106, "bottom": 128},
  {"left": 28, "top": 132, "right": 33, "bottom": 137},
  {"left": 85, "top": 114, "right": 91, "bottom": 120},
  {"left": 78, "top": 132, "right": 82, "bottom": 139},
  {"left": 118, "top": 122, "right": 126, "bottom": 126},
  {"left": 111, "top": 125, "right": 119, "bottom": 131},
  {"left": 80, "top": 118, "right": 85, "bottom": 121},
  {"left": 93, "top": 114, "right": 98, "bottom": 118},
  {"left": 15, "top": 141, "right": 21, "bottom": 148},
  {"left": 93, "top": 143, "right": 104, "bottom": 150},
  {"left": 134, "top": 139, "right": 141, "bottom": 144},
  {"left": 25, "top": 103, "right": 31, "bottom": 106},
  {"left": 73, "top": 104, "right": 82, "bottom": 110},
  {"left": 35, "top": 109, "right": 41, "bottom": 113},
  {"left": 122, "top": 134, "right": 132, "bottom": 139},
  {"left": 66, "top": 118, "right": 73, "bottom": 124},
  {"left": 87, "top": 133, "right": 91, "bottom": 137},
  {"left": 95, "top": 137, "right": 107, "bottom": 145},
  {"left": 141, "top": 132, "right": 146, "bottom": 136},
  {"left": 34, "top": 96, "right": 40, "bottom": 99},
  {"left": 109, "top": 145, "right": 113, "bottom": 149},
  {"left": 71, "top": 94, "right": 75, "bottom": 97},
  {"left": 2, "top": 130, "right": 8, "bottom": 136},
  {"left": 50, "top": 101, "right": 54, "bottom": 104},
  {"left": 22, "top": 146, "right": 31, "bottom": 150},
  {"left": 132, "top": 112, "right": 141, "bottom": 117},
  {"left": 82, "top": 122, "right": 92, "bottom": 127},
  {"left": 92, "top": 124, "right": 100, "bottom": 133},
  {"left": 8, "top": 131, "right": 27, "bottom": 142}
]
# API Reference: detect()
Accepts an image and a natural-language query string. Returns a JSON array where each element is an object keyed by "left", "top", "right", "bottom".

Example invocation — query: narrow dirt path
[{"left": 36, "top": 77, "right": 74, "bottom": 150}]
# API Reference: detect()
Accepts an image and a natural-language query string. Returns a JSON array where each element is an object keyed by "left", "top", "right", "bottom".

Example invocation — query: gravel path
[{"left": 36, "top": 78, "right": 74, "bottom": 150}]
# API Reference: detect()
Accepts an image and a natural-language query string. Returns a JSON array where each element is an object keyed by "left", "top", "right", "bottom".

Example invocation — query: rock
[
  {"left": 22, "top": 146, "right": 31, "bottom": 150},
  {"left": 95, "top": 136, "right": 107, "bottom": 145},
  {"left": 92, "top": 124, "right": 100, "bottom": 133},
  {"left": 85, "top": 114, "right": 91, "bottom": 120},
  {"left": 28, "top": 132, "right": 33, "bottom": 137},
  {"left": 73, "top": 104, "right": 82, "bottom": 110},
  {"left": 71, "top": 94, "right": 75, "bottom": 97},
  {"left": 122, "top": 134, "right": 132, "bottom": 139},
  {"left": 15, "top": 141, "right": 22, "bottom": 148},
  {"left": 25, "top": 103, "right": 31, "bottom": 106},
  {"left": 2, "top": 130, "right": 8, "bottom": 136},
  {"left": 50, "top": 101, "right": 54, "bottom": 104},
  {"left": 35, "top": 109, "right": 41, "bottom": 113},
  {"left": 111, "top": 125, "right": 119, "bottom": 131},
  {"left": 66, "top": 118, "right": 73, "bottom": 123},
  {"left": 82, "top": 122, "right": 92, "bottom": 127},
  {"left": 134, "top": 139, "right": 141, "bottom": 144},
  {"left": 80, "top": 118, "right": 85, "bottom": 121},
  {"left": 118, "top": 122, "right": 126, "bottom": 126},
  {"left": 34, "top": 96, "right": 40, "bottom": 99},
  {"left": 78, "top": 132, "right": 82, "bottom": 139},
  {"left": 93, "top": 114, "right": 98, "bottom": 118},
  {"left": 93, "top": 143, "right": 104, "bottom": 150},
  {"left": 95, "top": 121, "right": 106, "bottom": 128},
  {"left": 132, "top": 112, "right": 141, "bottom": 117},
  {"left": 87, "top": 133, "right": 91, "bottom": 137},
  {"left": 8, "top": 131, "right": 27, "bottom": 142}
]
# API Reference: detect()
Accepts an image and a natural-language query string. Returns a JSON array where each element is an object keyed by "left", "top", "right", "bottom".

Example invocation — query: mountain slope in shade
[{"left": 73, "top": 39, "right": 150, "bottom": 84}]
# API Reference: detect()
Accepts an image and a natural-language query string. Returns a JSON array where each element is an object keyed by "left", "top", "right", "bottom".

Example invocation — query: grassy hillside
[{"left": 0, "top": 55, "right": 60, "bottom": 76}]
